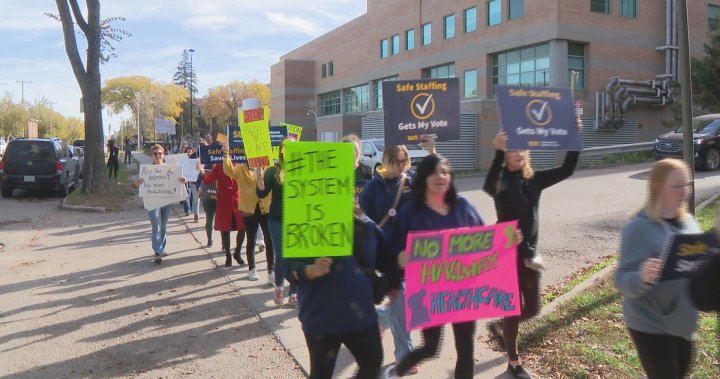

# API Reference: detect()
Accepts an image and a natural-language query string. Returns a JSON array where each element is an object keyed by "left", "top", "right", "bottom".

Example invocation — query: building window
[
  {"left": 710, "top": 5, "right": 720, "bottom": 31},
  {"left": 464, "top": 7, "right": 477, "bottom": 33},
  {"left": 319, "top": 91, "right": 341, "bottom": 116},
  {"left": 328, "top": 61, "right": 334, "bottom": 77},
  {"left": 380, "top": 39, "right": 388, "bottom": 58},
  {"left": 321, "top": 63, "right": 326, "bottom": 78},
  {"left": 591, "top": 0, "right": 611, "bottom": 15},
  {"left": 444, "top": 14, "right": 455, "bottom": 39},
  {"left": 488, "top": 0, "right": 501, "bottom": 26},
  {"left": 568, "top": 43, "right": 585, "bottom": 90},
  {"left": 422, "top": 23, "right": 432, "bottom": 45},
  {"left": 492, "top": 43, "right": 550, "bottom": 89},
  {"left": 374, "top": 75, "right": 399, "bottom": 109},
  {"left": 509, "top": 0, "right": 524, "bottom": 20},
  {"left": 406, "top": 29, "right": 415, "bottom": 50},
  {"left": 424, "top": 63, "right": 456, "bottom": 79},
  {"left": 344, "top": 84, "right": 370, "bottom": 113},
  {"left": 464, "top": 69, "right": 478, "bottom": 98},
  {"left": 618, "top": 0, "right": 637, "bottom": 18},
  {"left": 391, "top": 35, "right": 400, "bottom": 55}
]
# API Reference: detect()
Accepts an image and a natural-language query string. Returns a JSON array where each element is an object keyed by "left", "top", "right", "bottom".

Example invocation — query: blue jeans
[
  {"left": 268, "top": 218, "right": 296, "bottom": 294},
  {"left": 377, "top": 282, "right": 413, "bottom": 362},
  {"left": 147, "top": 204, "right": 172, "bottom": 256},
  {"left": 189, "top": 185, "right": 200, "bottom": 216}
]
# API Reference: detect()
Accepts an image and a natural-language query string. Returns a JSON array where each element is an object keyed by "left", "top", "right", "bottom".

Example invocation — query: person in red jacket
[{"left": 200, "top": 162, "right": 245, "bottom": 267}]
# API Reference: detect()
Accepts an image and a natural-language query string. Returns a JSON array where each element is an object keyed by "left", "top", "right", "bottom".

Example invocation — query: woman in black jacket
[{"left": 482, "top": 122, "right": 580, "bottom": 379}]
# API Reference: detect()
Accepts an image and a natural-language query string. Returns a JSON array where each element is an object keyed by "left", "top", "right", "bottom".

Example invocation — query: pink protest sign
[{"left": 404, "top": 222, "right": 521, "bottom": 331}]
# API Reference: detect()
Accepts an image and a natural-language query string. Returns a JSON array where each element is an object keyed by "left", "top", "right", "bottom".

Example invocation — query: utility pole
[
  {"left": 16, "top": 80, "right": 31, "bottom": 109},
  {"left": 678, "top": 0, "right": 695, "bottom": 210},
  {"left": 48, "top": 101, "right": 56, "bottom": 137}
]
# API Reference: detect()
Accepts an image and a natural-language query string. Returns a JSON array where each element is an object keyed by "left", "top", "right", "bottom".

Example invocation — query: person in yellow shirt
[{"left": 221, "top": 144, "right": 274, "bottom": 283}]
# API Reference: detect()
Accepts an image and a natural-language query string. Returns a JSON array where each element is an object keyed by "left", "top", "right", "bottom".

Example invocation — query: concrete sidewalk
[{"left": 132, "top": 151, "right": 523, "bottom": 378}]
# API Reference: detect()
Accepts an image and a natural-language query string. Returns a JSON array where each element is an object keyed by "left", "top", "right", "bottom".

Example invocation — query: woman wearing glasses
[{"left": 130, "top": 144, "right": 188, "bottom": 264}]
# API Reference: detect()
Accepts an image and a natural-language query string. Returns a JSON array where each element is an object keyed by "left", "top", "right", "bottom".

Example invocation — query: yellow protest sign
[
  {"left": 280, "top": 122, "right": 303, "bottom": 141},
  {"left": 240, "top": 106, "right": 272, "bottom": 167}
]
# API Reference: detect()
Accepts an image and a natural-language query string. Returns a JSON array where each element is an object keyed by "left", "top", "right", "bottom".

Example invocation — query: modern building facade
[{"left": 271, "top": 0, "right": 720, "bottom": 169}]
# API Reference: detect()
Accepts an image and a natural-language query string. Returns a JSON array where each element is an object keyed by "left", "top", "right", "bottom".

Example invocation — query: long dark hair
[{"left": 412, "top": 154, "right": 457, "bottom": 207}]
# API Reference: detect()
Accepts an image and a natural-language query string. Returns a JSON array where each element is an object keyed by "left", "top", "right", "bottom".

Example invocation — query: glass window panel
[
  {"left": 406, "top": 29, "right": 415, "bottom": 50},
  {"left": 464, "top": 69, "right": 478, "bottom": 98},
  {"left": 535, "top": 57, "right": 549, "bottom": 70},
  {"left": 568, "top": 57, "right": 585, "bottom": 68},
  {"left": 535, "top": 71, "right": 549, "bottom": 86},
  {"left": 591, "top": 0, "right": 610, "bottom": 14},
  {"left": 521, "top": 72, "right": 535, "bottom": 85},
  {"left": 380, "top": 39, "right": 388, "bottom": 58},
  {"left": 507, "top": 74, "right": 520, "bottom": 85},
  {"left": 444, "top": 14, "right": 455, "bottom": 39},
  {"left": 321, "top": 64, "right": 326, "bottom": 78},
  {"left": 709, "top": 5, "right": 720, "bottom": 31},
  {"left": 464, "top": 7, "right": 477, "bottom": 32},
  {"left": 497, "top": 54, "right": 506, "bottom": 65},
  {"left": 422, "top": 23, "right": 432, "bottom": 45},
  {"left": 449, "top": 64, "right": 455, "bottom": 78},
  {"left": 535, "top": 44, "right": 550, "bottom": 58},
  {"left": 507, "top": 51, "right": 520, "bottom": 64},
  {"left": 507, "top": 63, "right": 520, "bottom": 75},
  {"left": 488, "top": 0, "right": 501, "bottom": 26},
  {"left": 619, "top": 0, "right": 637, "bottom": 18},
  {"left": 328, "top": 61, "right": 334, "bottom": 76},
  {"left": 568, "top": 43, "right": 584, "bottom": 56},
  {"left": 497, "top": 65, "right": 506, "bottom": 76},
  {"left": 392, "top": 35, "right": 400, "bottom": 55},
  {"left": 509, "top": 0, "right": 524, "bottom": 20},
  {"left": 521, "top": 60, "right": 534, "bottom": 72},
  {"left": 521, "top": 47, "right": 535, "bottom": 61}
]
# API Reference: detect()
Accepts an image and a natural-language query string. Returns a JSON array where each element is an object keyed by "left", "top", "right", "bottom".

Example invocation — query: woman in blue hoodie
[
  {"left": 284, "top": 205, "right": 385, "bottom": 379},
  {"left": 383, "top": 154, "right": 484, "bottom": 379},
  {"left": 616, "top": 158, "right": 699, "bottom": 379}
]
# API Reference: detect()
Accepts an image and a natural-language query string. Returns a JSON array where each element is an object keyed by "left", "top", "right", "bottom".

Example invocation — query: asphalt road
[{"left": 1, "top": 160, "right": 719, "bottom": 378}]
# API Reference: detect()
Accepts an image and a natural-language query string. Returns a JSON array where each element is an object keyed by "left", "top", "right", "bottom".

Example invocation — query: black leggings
[
  {"left": 124, "top": 150, "right": 132, "bottom": 163},
  {"left": 107, "top": 157, "right": 119, "bottom": 179},
  {"left": 628, "top": 328, "right": 693, "bottom": 379},
  {"left": 304, "top": 323, "right": 382, "bottom": 379},
  {"left": 503, "top": 263, "right": 541, "bottom": 361},
  {"left": 242, "top": 204, "right": 274, "bottom": 271},
  {"left": 395, "top": 321, "right": 475, "bottom": 379},
  {"left": 220, "top": 216, "right": 244, "bottom": 253}
]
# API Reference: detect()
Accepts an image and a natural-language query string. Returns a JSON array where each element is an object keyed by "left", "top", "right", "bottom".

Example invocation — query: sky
[{"left": 0, "top": 0, "right": 367, "bottom": 136}]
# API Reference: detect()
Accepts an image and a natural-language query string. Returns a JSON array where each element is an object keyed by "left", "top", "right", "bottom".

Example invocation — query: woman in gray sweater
[{"left": 616, "top": 158, "right": 699, "bottom": 379}]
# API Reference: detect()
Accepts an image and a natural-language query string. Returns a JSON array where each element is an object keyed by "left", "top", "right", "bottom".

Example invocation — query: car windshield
[
  {"left": 694, "top": 119, "right": 720, "bottom": 134},
  {"left": 5, "top": 141, "right": 53, "bottom": 159},
  {"left": 405, "top": 143, "right": 424, "bottom": 150}
]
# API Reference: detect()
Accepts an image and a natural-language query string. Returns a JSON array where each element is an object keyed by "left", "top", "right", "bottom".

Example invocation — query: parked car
[
  {"left": 654, "top": 114, "right": 720, "bottom": 171},
  {"left": 72, "top": 139, "right": 85, "bottom": 147},
  {"left": 359, "top": 138, "right": 430, "bottom": 177},
  {"left": 0, "top": 137, "right": 6, "bottom": 158},
  {"left": 72, "top": 146, "right": 85, "bottom": 179},
  {"left": 0, "top": 138, "right": 80, "bottom": 197}
]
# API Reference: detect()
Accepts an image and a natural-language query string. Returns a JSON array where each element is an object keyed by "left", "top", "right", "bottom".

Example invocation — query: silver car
[{"left": 359, "top": 138, "right": 430, "bottom": 177}]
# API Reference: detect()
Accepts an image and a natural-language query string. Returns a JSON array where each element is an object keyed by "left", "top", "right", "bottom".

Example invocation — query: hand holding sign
[
  {"left": 641, "top": 258, "right": 662, "bottom": 284},
  {"left": 306, "top": 257, "right": 333, "bottom": 279}
]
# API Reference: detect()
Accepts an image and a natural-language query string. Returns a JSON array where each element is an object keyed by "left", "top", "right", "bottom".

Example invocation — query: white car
[
  {"left": 0, "top": 138, "right": 6, "bottom": 158},
  {"left": 359, "top": 138, "right": 430, "bottom": 177}
]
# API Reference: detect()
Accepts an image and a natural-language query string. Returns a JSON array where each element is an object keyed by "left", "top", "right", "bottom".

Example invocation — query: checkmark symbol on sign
[
  {"left": 530, "top": 101, "right": 548, "bottom": 121},
  {"left": 415, "top": 94, "right": 433, "bottom": 115}
]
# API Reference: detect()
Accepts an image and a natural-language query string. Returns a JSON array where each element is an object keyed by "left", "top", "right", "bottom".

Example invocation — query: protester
[
  {"left": 284, "top": 205, "right": 385, "bottom": 379},
  {"left": 130, "top": 144, "right": 187, "bottom": 264},
  {"left": 359, "top": 135, "right": 435, "bottom": 374},
  {"left": 182, "top": 147, "right": 200, "bottom": 221},
  {"left": 221, "top": 144, "right": 274, "bottom": 282},
  {"left": 107, "top": 139, "right": 120, "bottom": 180},
  {"left": 688, "top": 246, "right": 720, "bottom": 312},
  {"left": 257, "top": 138, "right": 298, "bottom": 305},
  {"left": 383, "top": 154, "right": 484, "bottom": 379},
  {"left": 200, "top": 158, "right": 245, "bottom": 267},
  {"left": 616, "top": 158, "right": 700, "bottom": 379},
  {"left": 197, "top": 163, "right": 218, "bottom": 248},
  {"left": 341, "top": 134, "right": 372, "bottom": 193},
  {"left": 482, "top": 120, "right": 581, "bottom": 379},
  {"left": 123, "top": 137, "right": 133, "bottom": 164}
]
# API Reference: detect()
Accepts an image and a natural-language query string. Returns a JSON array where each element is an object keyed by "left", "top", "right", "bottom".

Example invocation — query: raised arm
[{"left": 483, "top": 131, "right": 507, "bottom": 197}]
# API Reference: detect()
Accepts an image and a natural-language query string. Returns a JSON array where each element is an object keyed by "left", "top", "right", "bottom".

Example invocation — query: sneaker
[
  {"left": 257, "top": 242, "right": 265, "bottom": 253},
  {"left": 233, "top": 251, "right": 245, "bottom": 266},
  {"left": 207, "top": 240, "right": 213, "bottom": 248},
  {"left": 153, "top": 256, "right": 162, "bottom": 265},
  {"left": 267, "top": 270, "right": 275, "bottom": 285},
  {"left": 383, "top": 364, "right": 399, "bottom": 378},
  {"left": 524, "top": 255, "right": 545, "bottom": 272},
  {"left": 247, "top": 268, "right": 259, "bottom": 281},
  {"left": 185, "top": 211, "right": 190, "bottom": 217},
  {"left": 193, "top": 215, "right": 199, "bottom": 223},
  {"left": 274, "top": 286, "right": 284, "bottom": 305},
  {"left": 506, "top": 363, "right": 531, "bottom": 379}
]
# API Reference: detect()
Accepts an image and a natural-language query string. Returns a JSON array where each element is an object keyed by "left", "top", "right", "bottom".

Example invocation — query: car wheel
[
  {"left": 1, "top": 185, "right": 13, "bottom": 198},
  {"left": 704, "top": 147, "right": 720, "bottom": 171}
]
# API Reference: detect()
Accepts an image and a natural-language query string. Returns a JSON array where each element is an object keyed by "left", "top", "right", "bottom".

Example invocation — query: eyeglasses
[{"left": 153, "top": 152, "right": 164, "bottom": 156}]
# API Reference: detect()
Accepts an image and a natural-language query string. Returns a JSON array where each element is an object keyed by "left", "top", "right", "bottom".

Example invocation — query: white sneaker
[
  {"left": 267, "top": 270, "right": 275, "bottom": 285},
  {"left": 247, "top": 268, "right": 259, "bottom": 281},
  {"left": 383, "top": 363, "right": 399, "bottom": 379},
  {"left": 525, "top": 255, "right": 546, "bottom": 271}
]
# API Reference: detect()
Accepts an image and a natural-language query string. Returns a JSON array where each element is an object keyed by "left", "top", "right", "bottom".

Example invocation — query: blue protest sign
[
  {"left": 225, "top": 125, "right": 288, "bottom": 148},
  {"left": 199, "top": 145, "right": 246, "bottom": 165},
  {"left": 660, "top": 232, "right": 720, "bottom": 281},
  {"left": 495, "top": 85, "right": 581, "bottom": 151},
  {"left": 382, "top": 79, "right": 460, "bottom": 145}
]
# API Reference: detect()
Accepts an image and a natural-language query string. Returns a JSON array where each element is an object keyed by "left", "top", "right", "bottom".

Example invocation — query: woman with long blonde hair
[{"left": 616, "top": 158, "right": 699, "bottom": 379}]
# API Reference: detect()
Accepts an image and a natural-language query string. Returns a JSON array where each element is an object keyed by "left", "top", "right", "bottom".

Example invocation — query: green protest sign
[{"left": 282, "top": 142, "right": 355, "bottom": 258}]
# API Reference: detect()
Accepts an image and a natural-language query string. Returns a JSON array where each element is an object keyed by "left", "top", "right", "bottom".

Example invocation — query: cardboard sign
[
  {"left": 496, "top": 85, "right": 582, "bottom": 150},
  {"left": 659, "top": 232, "right": 720, "bottom": 281},
  {"left": 138, "top": 164, "right": 185, "bottom": 197},
  {"left": 404, "top": 222, "right": 521, "bottom": 331},
  {"left": 165, "top": 154, "right": 199, "bottom": 182},
  {"left": 226, "top": 126, "right": 288, "bottom": 163},
  {"left": 382, "top": 78, "right": 460, "bottom": 145},
  {"left": 239, "top": 106, "right": 272, "bottom": 167},
  {"left": 282, "top": 142, "right": 355, "bottom": 258},
  {"left": 199, "top": 145, "right": 246, "bottom": 165},
  {"left": 280, "top": 122, "right": 303, "bottom": 141}
]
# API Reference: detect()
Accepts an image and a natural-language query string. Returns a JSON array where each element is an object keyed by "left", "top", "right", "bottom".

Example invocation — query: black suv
[
  {"left": 654, "top": 114, "right": 720, "bottom": 171},
  {"left": 0, "top": 138, "right": 80, "bottom": 197}
]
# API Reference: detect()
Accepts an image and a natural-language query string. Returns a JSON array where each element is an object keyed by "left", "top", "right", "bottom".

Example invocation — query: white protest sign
[
  {"left": 164, "top": 154, "right": 199, "bottom": 182},
  {"left": 139, "top": 164, "right": 185, "bottom": 197},
  {"left": 154, "top": 118, "right": 176, "bottom": 135}
]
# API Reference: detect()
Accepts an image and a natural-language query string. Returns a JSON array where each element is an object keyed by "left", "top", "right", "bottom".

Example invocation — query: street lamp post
[{"left": 188, "top": 48, "right": 195, "bottom": 135}]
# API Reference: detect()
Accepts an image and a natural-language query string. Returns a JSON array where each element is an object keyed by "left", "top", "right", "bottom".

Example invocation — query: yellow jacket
[{"left": 222, "top": 154, "right": 271, "bottom": 215}]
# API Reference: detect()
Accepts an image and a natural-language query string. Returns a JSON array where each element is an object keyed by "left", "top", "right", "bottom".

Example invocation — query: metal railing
[{"left": 581, "top": 141, "right": 655, "bottom": 157}]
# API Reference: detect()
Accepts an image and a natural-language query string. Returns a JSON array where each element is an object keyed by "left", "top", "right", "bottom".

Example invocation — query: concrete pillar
[{"left": 549, "top": 39, "right": 569, "bottom": 88}]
